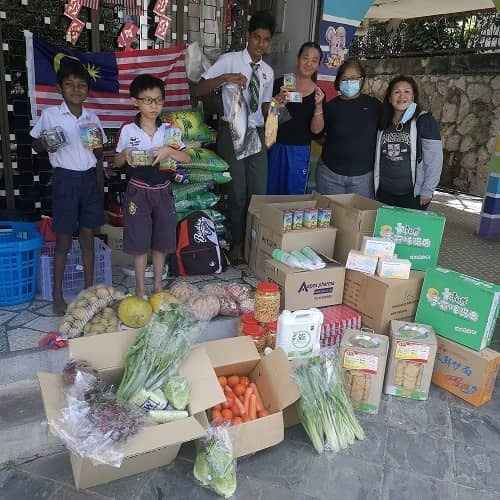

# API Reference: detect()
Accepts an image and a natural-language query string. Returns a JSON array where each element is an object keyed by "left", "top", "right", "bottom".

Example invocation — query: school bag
[{"left": 174, "top": 211, "right": 226, "bottom": 276}]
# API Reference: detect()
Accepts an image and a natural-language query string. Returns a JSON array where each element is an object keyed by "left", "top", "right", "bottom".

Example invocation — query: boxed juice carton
[
  {"left": 340, "top": 329, "right": 389, "bottom": 414},
  {"left": 377, "top": 257, "right": 411, "bottom": 280},
  {"left": 346, "top": 250, "right": 378, "bottom": 275},
  {"left": 432, "top": 336, "right": 500, "bottom": 407},
  {"left": 264, "top": 255, "right": 345, "bottom": 311},
  {"left": 343, "top": 270, "right": 425, "bottom": 334},
  {"left": 415, "top": 267, "right": 500, "bottom": 351},
  {"left": 384, "top": 320, "right": 437, "bottom": 400},
  {"left": 373, "top": 206, "right": 445, "bottom": 270},
  {"left": 38, "top": 331, "right": 224, "bottom": 489},
  {"left": 360, "top": 236, "right": 396, "bottom": 258},
  {"left": 199, "top": 337, "right": 300, "bottom": 457}
]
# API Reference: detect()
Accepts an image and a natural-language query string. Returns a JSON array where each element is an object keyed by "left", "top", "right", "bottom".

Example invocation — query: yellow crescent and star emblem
[{"left": 53, "top": 53, "right": 102, "bottom": 82}]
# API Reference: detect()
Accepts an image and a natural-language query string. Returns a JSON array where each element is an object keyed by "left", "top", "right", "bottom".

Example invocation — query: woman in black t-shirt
[
  {"left": 267, "top": 42, "right": 325, "bottom": 194},
  {"left": 312, "top": 59, "right": 381, "bottom": 198}
]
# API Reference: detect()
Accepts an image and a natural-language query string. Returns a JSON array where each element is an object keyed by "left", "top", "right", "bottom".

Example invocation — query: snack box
[
  {"left": 346, "top": 250, "right": 378, "bottom": 275},
  {"left": 377, "top": 257, "right": 412, "bottom": 280},
  {"left": 360, "top": 236, "right": 395, "bottom": 258}
]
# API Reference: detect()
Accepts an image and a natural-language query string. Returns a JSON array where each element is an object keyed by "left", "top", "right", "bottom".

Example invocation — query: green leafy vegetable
[
  {"left": 163, "top": 375, "right": 190, "bottom": 410},
  {"left": 148, "top": 410, "right": 188, "bottom": 424}
]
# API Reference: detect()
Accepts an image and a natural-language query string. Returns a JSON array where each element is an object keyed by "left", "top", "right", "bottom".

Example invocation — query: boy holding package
[
  {"left": 115, "top": 75, "right": 189, "bottom": 298},
  {"left": 31, "top": 61, "right": 106, "bottom": 315}
]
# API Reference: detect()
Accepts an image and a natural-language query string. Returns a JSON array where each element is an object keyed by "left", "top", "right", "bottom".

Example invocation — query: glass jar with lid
[
  {"left": 242, "top": 321, "right": 266, "bottom": 354},
  {"left": 254, "top": 281, "right": 280, "bottom": 323}
]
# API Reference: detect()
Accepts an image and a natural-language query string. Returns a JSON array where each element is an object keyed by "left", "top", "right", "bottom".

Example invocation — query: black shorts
[
  {"left": 123, "top": 179, "right": 176, "bottom": 255},
  {"left": 52, "top": 167, "right": 104, "bottom": 234}
]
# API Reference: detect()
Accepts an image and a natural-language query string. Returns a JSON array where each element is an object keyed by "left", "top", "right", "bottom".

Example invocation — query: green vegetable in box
[
  {"left": 185, "top": 148, "right": 229, "bottom": 172},
  {"left": 187, "top": 169, "right": 232, "bottom": 184},
  {"left": 163, "top": 374, "right": 190, "bottom": 410}
]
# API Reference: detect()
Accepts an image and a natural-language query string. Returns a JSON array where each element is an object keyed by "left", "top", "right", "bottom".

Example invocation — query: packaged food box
[
  {"left": 415, "top": 267, "right": 500, "bottom": 351},
  {"left": 432, "top": 336, "right": 500, "bottom": 407},
  {"left": 38, "top": 331, "right": 224, "bottom": 489},
  {"left": 384, "top": 320, "right": 437, "bottom": 401},
  {"left": 360, "top": 236, "right": 395, "bottom": 258},
  {"left": 373, "top": 206, "right": 445, "bottom": 270},
  {"left": 319, "top": 304, "right": 362, "bottom": 348},
  {"left": 317, "top": 208, "right": 332, "bottom": 228},
  {"left": 346, "top": 250, "right": 378, "bottom": 275},
  {"left": 130, "top": 149, "right": 155, "bottom": 166},
  {"left": 303, "top": 208, "right": 318, "bottom": 229},
  {"left": 199, "top": 337, "right": 300, "bottom": 457},
  {"left": 340, "top": 329, "right": 389, "bottom": 414},
  {"left": 343, "top": 270, "right": 425, "bottom": 334},
  {"left": 377, "top": 257, "right": 411, "bottom": 280},
  {"left": 79, "top": 123, "right": 103, "bottom": 150}
]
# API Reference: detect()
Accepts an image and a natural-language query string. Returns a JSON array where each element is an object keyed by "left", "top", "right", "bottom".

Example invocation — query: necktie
[{"left": 249, "top": 62, "right": 260, "bottom": 113}]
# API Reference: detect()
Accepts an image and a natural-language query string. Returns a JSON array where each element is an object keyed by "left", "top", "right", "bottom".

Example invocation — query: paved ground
[{"left": 0, "top": 192, "right": 499, "bottom": 499}]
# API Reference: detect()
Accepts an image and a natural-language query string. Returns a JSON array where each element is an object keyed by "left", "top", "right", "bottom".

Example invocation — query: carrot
[
  {"left": 257, "top": 409, "right": 269, "bottom": 418},
  {"left": 239, "top": 376, "right": 250, "bottom": 387},
  {"left": 221, "top": 409, "right": 233, "bottom": 421},
  {"left": 233, "top": 383, "right": 246, "bottom": 397},
  {"left": 222, "top": 395, "right": 233, "bottom": 409},
  {"left": 249, "top": 394, "right": 257, "bottom": 421},
  {"left": 243, "top": 386, "right": 253, "bottom": 415},
  {"left": 232, "top": 417, "right": 243, "bottom": 426},
  {"left": 218, "top": 376, "right": 227, "bottom": 387},
  {"left": 225, "top": 385, "right": 246, "bottom": 415},
  {"left": 227, "top": 375, "right": 240, "bottom": 388},
  {"left": 250, "top": 383, "right": 264, "bottom": 413},
  {"left": 212, "top": 409, "right": 222, "bottom": 420}
]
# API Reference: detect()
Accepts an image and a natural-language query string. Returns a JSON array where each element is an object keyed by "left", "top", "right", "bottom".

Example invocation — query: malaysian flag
[
  {"left": 24, "top": 31, "right": 191, "bottom": 129},
  {"left": 83, "top": 0, "right": 143, "bottom": 15}
]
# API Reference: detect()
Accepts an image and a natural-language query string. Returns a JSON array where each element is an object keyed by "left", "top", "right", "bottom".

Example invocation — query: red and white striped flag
[{"left": 25, "top": 32, "right": 191, "bottom": 129}]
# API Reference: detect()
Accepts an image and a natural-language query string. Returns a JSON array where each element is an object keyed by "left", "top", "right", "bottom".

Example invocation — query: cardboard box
[
  {"left": 100, "top": 224, "right": 134, "bottom": 267},
  {"left": 316, "top": 193, "right": 382, "bottom": 232},
  {"left": 432, "top": 336, "right": 500, "bottom": 407},
  {"left": 343, "top": 270, "right": 425, "bottom": 334},
  {"left": 200, "top": 336, "right": 300, "bottom": 457},
  {"left": 384, "top": 320, "right": 437, "bottom": 401},
  {"left": 415, "top": 267, "right": 500, "bottom": 351},
  {"left": 253, "top": 225, "right": 337, "bottom": 279},
  {"left": 38, "top": 331, "right": 224, "bottom": 489},
  {"left": 373, "top": 206, "right": 446, "bottom": 271},
  {"left": 340, "top": 329, "right": 389, "bottom": 414},
  {"left": 346, "top": 250, "right": 378, "bottom": 275},
  {"left": 333, "top": 228, "right": 370, "bottom": 264},
  {"left": 264, "top": 255, "right": 345, "bottom": 311},
  {"left": 245, "top": 195, "right": 315, "bottom": 263}
]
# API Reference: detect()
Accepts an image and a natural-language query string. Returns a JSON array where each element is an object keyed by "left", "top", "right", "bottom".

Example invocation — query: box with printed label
[
  {"left": 340, "top": 329, "right": 389, "bottom": 414},
  {"left": 432, "top": 336, "right": 500, "bottom": 407},
  {"left": 332, "top": 228, "right": 370, "bottom": 264},
  {"left": 360, "top": 236, "right": 396, "bottom": 258},
  {"left": 346, "top": 250, "right": 378, "bottom": 275},
  {"left": 343, "top": 270, "right": 425, "bottom": 334},
  {"left": 415, "top": 267, "right": 500, "bottom": 351},
  {"left": 377, "top": 257, "right": 411, "bottom": 280},
  {"left": 373, "top": 206, "right": 446, "bottom": 270},
  {"left": 38, "top": 331, "right": 224, "bottom": 490},
  {"left": 384, "top": 320, "right": 437, "bottom": 400},
  {"left": 199, "top": 337, "right": 300, "bottom": 457},
  {"left": 264, "top": 255, "right": 345, "bottom": 311}
]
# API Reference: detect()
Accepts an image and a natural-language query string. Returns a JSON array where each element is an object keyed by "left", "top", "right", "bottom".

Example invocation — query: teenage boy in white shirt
[
  {"left": 31, "top": 61, "right": 106, "bottom": 315},
  {"left": 197, "top": 10, "right": 276, "bottom": 263},
  {"left": 115, "top": 74, "right": 189, "bottom": 298}
]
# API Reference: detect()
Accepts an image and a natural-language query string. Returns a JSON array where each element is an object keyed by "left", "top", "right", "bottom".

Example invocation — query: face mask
[
  {"left": 339, "top": 79, "right": 361, "bottom": 98},
  {"left": 400, "top": 102, "right": 417, "bottom": 124}
]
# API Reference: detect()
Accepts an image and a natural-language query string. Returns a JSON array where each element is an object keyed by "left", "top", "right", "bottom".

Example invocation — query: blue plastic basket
[{"left": 0, "top": 221, "right": 42, "bottom": 306}]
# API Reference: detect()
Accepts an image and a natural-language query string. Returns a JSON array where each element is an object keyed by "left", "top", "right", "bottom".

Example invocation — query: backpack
[{"left": 173, "top": 211, "right": 226, "bottom": 276}]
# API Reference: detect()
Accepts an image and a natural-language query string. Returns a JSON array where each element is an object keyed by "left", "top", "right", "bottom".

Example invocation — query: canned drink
[
  {"left": 292, "top": 209, "right": 304, "bottom": 230},
  {"left": 287, "top": 91, "right": 302, "bottom": 103},
  {"left": 283, "top": 73, "right": 296, "bottom": 90},
  {"left": 318, "top": 208, "right": 332, "bottom": 228},
  {"left": 283, "top": 211, "right": 293, "bottom": 232},
  {"left": 303, "top": 208, "right": 318, "bottom": 229}
]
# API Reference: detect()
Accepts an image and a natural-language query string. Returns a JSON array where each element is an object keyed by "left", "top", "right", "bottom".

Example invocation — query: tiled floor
[{"left": 0, "top": 192, "right": 499, "bottom": 499}]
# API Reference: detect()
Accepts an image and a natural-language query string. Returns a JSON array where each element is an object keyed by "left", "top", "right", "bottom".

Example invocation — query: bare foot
[{"left": 53, "top": 298, "right": 68, "bottom": 316}]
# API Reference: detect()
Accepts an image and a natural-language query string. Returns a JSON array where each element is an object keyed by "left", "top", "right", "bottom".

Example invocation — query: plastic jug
[{"left": 276, "top": 308, "right": 324, "bottom": 359}]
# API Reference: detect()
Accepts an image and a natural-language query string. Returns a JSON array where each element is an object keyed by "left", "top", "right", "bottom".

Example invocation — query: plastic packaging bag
[
  {"left": 161, "top": 110, "right": 216, "bottom": 144},
  {"left": 173, "top": 182, "right": 210, "bottom": 201},
  {"left": 224, "top": 283, "right": 252, "bottom": 303},
  {"left": 175, "top": 192, "right": 220, "bottom": 212},
  {"left": 265, "top": 101, "right": 279, "bottom": 148},
  {"left": 218, "top": 296, "right": 240, "bottom": 317},
  {"left": 187, "top": 169, "right": 232, "bottom": 184},
  {"left": 193, "top": 425, "right": 237, "bottom": 498},
  {"left": 185, "top": 148, "right": 229, "bottom": 172},
  {"left": 224, "top": 83, "right": 262, "bottom": 160}
]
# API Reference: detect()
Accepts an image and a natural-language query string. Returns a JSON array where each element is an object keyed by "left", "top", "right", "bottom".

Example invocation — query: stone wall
[{"left": 362, "top": 54, "right": 499, "bottom": 196}]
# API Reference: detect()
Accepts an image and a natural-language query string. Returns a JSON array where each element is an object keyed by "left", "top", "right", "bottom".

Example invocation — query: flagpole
[
  {"left": 91, "top": 7, "right": 101, "bottom": 51},
  {"left": 0, "top": 23, "right": 14, "bottom": 210}
]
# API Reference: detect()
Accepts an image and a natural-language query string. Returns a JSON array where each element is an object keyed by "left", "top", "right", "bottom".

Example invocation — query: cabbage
[{"left": 162, "top": 375, "right": 190, "bottom": 410}]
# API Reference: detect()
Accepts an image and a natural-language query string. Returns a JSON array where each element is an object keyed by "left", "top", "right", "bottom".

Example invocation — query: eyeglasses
[{"left": 136, "top": 96, "right": 164, "bottom": 106}]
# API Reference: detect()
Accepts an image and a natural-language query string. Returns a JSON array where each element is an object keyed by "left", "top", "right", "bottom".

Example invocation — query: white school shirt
[
  {"left": 30, "top": 102, "right": 107, "bottom": 172},
  {"left": 115, "top": 120, "right": 185, "bottom": 153},
  {"left": 201, "top": 47, "right": 274, "bottom": 128}
]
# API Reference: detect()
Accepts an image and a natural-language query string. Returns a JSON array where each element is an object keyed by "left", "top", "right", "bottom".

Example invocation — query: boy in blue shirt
[{"left": 31, "top": 60, "right": 106, "bottom": 315}]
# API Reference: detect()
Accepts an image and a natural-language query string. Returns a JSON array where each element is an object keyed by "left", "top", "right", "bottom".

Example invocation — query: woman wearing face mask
[
  {"left": 267, "top": 42, "right": 325, "bottom": 194},
  {"left": 312, "top": 59, "right": 381, "bottom": 198},
  {"left": 374, "top": 76, "right": 443, "bottom": 209}
]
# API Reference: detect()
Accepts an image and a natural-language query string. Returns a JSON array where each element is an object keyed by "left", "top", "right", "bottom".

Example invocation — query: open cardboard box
[
  {"left": 259, "top": 200, "right": 320, "bottom": 233},
  {"left": 264, "top": 254, "right": 345, "bottom": 311},
  {"left": 199, "top": 336, "right": 300, "bottom": 457},
  {"left": 38, "top": 331, "right": 224, "bottom": 490}
]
